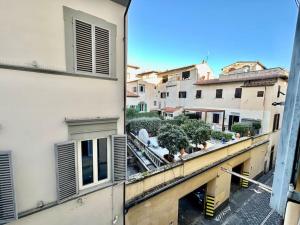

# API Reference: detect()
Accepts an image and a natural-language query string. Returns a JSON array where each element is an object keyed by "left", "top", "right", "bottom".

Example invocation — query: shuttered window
[
  {"left": 74, "top": 19, "right": 110, "bottom": 75},
  {"left": 112, "top": 135, "right": 127, "bottom": 182},
  {"left": 0, "top": 151, "right": 17, "bottom": 223},
  {"left": 64, "top": 7, "right": 117, "bottom": 77},
  {"left": 55, "top": 141, "right": 77, "bottom": 202}
]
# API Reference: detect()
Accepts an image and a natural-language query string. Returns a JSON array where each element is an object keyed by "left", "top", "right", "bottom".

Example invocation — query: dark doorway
[
  {"left": 229, "top": 115, "right": 240, "bottom": 131},
  {"left": 269, "top": 146, "right": 275, "bottom": 171},
  {"left": 231, "top": 163, "right": 243, "bottom": 193},
  {"left": 178, "top": 184, "right": 207, "bottom": 225}
]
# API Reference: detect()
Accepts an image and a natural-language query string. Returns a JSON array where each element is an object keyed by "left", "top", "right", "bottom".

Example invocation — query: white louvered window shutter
[
  {"left": 112, "top": 135, "right": 127, "bottom": 182},
  {"left": 95, "top": 26, "right": 110, "bottom": 75},
  {"left": 75, "top": 20, "right": 93, "bottom": 73},
  {"left": 0, "top": 151, "right": 17, "bottom": 224},
  {"left": 55, "top": 141, "right": 78, "bottom": 202}
]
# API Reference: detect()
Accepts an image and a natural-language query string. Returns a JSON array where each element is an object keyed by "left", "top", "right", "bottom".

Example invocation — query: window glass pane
[
  {"left": 97, "top": 138, "right": 108, "bottom": 180},
  {"left": 81, "top": 140, "right": 93, "bottom": 185}
]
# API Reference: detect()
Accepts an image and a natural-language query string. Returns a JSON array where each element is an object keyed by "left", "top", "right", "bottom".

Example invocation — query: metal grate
[
  {"left": 95, "top": 26, "right": 110, "bottom": 75},
  {"left": 0, "top": 152, "right": 17, "bottom": 223},
  {"left": 112, "top": 135, "right": 127, "bottom": 182},
  {"left": 75, "top": 20, "right": 93, "bottom": 73},
  {"left": 55, "top": 142, "right": 77, "bottom": 202}
]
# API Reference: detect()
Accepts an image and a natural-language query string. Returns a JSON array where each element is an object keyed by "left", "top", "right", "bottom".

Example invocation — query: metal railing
[{"left": 128, "top": 133, "right": 167, "bottom": 168}]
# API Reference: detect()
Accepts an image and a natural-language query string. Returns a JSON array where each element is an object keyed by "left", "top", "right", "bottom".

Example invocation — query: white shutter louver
[
  {"left": 55, "top": 141, "right": 77, "bottom": 202},
  {"left": 0, "top": 152, "right": 17, "bottom": 223},
  {"left": 112, "top": 135, "right": 127, "bottom": 182},
  {"left": 75, "top": 20, "right": 93, "bottom": 73},
  {"left": 95, "top": 26, "right": 110, "bottom": 75}
]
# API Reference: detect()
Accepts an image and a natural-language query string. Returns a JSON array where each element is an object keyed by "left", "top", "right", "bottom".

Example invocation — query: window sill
[
  {"left": 0, "top": 63, "right": 118, "bottom": 81},
  {"left": 78, "top": 181, "right": 114, "bottom": 197}
]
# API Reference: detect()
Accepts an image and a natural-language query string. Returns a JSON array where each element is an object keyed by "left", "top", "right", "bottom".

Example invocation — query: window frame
[
  {"left": 234, "top": 88, "right": 242, "bottom": 98},
  {"left": 216, "top": 89, "right": 223, "bottom": 98},
  {"left": 196, "top": 90, "right": 202, "bottom": 99},
  {"left": 64, "top": 6, "right": 117, "bottom": 78},
  {"left": 77, "top": 137, "right": 111, "bottom": 190},
  {"left": 257, "top": 91, "right": 264, "bottom": 97},
  {"left": 179, "top": 91, "right": 187, "bottom": 98},
  {"left": 213, "top": 113, "right": 220, "bottom": 123}
]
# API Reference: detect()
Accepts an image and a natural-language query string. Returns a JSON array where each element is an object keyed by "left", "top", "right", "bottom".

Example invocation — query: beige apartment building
[
  {"left": 126, "top": 61, "right": 288, "bottom": 172},
  {"left": 0, "top": 0, "right": 129, "bottom": 225},
  {"left": 126, "top": 69, "right": 161, "bottom": 112}
]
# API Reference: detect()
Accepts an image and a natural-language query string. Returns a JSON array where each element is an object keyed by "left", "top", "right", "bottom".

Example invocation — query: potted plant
[{"left": 158, "top": 124, "right": 189, "bottom": 162}]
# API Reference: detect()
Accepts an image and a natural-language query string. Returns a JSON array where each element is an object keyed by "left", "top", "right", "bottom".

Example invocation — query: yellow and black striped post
[
  {"left": 205, "top": 195, "right": 215, "bottom": 217},
  {"left": 240, "top": 171, "right": 249, "bottom": 188}
]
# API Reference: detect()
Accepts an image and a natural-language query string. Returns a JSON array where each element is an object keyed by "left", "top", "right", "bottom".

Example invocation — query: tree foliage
[
  {"left": 231, "top": 122, "right": 252, "bottom": 137},
  {"left": 181, "top": 119, "right": 211, "bottom": 147},
  {"left": 158, "top": 124, "right": 189, "bottom": 155},
  {"left": 127, "top": 117, "right": 162, "bottom": 136}
]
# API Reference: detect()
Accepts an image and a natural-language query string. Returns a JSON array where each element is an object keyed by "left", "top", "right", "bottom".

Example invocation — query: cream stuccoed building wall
[
  {"left": 0, "top": 0, "right": 129, "bottom": 225},
  {"left": 155, "top": 61, "right": 288, "bottom": 172}
]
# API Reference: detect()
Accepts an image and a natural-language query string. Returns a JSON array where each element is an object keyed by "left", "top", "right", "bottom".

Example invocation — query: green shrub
[
  {"left": 158, "top": 124, "right": 189, "bottom": 155},
  {"left": 211, "top": 131, "right": 233, "bottom": 141},
  {"left": 127, "top": 117, "right": 162, "bottom": 136},
  {"left": 126, "top": 108, "right": 160, "bottom": 120},
  {"left": 252, "top": 122, "right": 261, "bottom": 130},
  {"left": 181, "top": 119, "right": 211, "bottom": 146},
  {"left": 231, "top": 122, "right": 252, "bottom": 137}
]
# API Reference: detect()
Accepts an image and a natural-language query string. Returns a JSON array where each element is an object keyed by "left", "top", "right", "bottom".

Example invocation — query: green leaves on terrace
[{"left": 158, "top": 124, "right": 189, "bottom": 155}]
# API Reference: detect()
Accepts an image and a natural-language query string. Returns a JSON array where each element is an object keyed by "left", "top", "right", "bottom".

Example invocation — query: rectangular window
[
  {"left": 257, "top": 91, "right": 264, "bottom": 97},
  {"left": 139, "top": 85, "right": 145, "bottom": 93},
  {"left": 78, "top": 138, "right": 110, "bottom": 189},
  {"left": 162, "top": 76, "right": 168, "bottom": 83},
  {"left": 179, "top": 91, "right": 187, "bottom": 98},
  {"left": 182, "top": 71, "right": 190, "bottom": 80},
  {"left": 216, "top": 89, "right": 223, "bottom": 98},
  {"left": 81, "top": 140, "right": 94, "bottom": 185},
  {"left": 161, "top": 92, "right": 167, "bottom": 98},
  {"left": 75, "top": 20, "right": 110, "bottom": 75},
  {"left": 196, "top": 90, "right": 202, "bottom": 99},
  {"left": 133, "top": 87, "right": 137, "bottom": 92},
  {"left": 277, "top": 85, "right": 281, "bottom": 98},
  {"left": 273, "top": 114, "right": 280, "bottom": 131},
  {"left": 235, "top": 88, "right": 242, "bottom": 98},
  {"left": 154, "top": 101, "right": 157, "bottom": 106},
  {"left": 213, "top": 113, "right": 220, "bottom": 123},
  {"left": 167, "top": 92, "right": 169, "bottom": 97},
  {"left": 64, "top": 6, "right": 116, "bottom": 77},
  {"left": 97, "top": 138, "right": 107, "bottom": 180}
]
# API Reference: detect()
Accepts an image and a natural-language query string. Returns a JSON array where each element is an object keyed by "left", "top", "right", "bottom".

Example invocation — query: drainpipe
[
  {"left": 124, "top": 0, "right": 132, "bottom": 135},
  {"left": 123, "top": 2, "right": 132, "bottom": 225}
]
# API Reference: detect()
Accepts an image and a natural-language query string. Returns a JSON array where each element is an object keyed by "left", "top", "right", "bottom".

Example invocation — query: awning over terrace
[{"left": 184, "top": 108, "right": 225, "bottom": 131}]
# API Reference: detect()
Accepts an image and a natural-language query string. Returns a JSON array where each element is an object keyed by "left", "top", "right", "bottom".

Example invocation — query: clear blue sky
[{"left": 128, "top": 0, "right": 298, "bottom": 75}]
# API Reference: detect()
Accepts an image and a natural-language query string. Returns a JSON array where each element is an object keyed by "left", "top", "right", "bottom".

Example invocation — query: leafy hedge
[
  {"left": 127, "top": 117, "right": 162, "bottom": 136},
  {"left": 126, "top": 108, "right": 160, "bottom": 120},
  {"left": 231, "top": 122, "right": 252, "bottom": 137},
  {"left": 211, "top": 131, "right": 233, "bottom": 141}
]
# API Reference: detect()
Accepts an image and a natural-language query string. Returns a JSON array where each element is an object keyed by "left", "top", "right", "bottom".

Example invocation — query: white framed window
[{"left": 77, "top": 137, "right": 111, "bottom": 190}]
